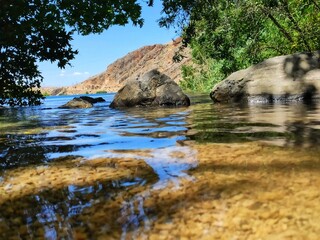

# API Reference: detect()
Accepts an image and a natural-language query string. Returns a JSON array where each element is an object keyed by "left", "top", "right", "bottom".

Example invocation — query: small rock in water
[
  {"left": 59, "top": 98, "right": 93, "bottom": 109},
  {"left": 79, "top": 96, "right": 106, "bottom": 104}
]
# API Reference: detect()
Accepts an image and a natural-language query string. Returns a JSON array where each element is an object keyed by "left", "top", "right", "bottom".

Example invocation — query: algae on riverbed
[
  {"left": 1, "top": 94, "right": 320, "bottom": 239},
  {"left": 1, "top": 142, "right": 319, "bottom": 239}
]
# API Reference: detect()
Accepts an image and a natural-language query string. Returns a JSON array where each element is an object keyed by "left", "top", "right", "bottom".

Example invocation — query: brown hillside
[{"left": 46, "top": 38, "right": 191, "bottom": 95}]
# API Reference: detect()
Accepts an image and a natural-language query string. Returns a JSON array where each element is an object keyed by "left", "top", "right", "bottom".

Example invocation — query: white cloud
[
  {"left": 59, "top": 70, "right": 90, "bottom": 77},
  {"left": 59, "top": 70, "right": 66, "bottom": 77},
  {"left": 72, "top": 71, "right": 90, "bottom": 76}
]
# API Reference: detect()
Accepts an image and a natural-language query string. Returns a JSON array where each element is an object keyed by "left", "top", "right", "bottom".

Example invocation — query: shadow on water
[
  {"left": 0, "top": 176, "right": 158, "bottom": 239},
  {"left": 1, "top": 94, "right": 320, "bottom": 238},
  {"left": 1, "top": 145, "right": 319, "bottom": 239}
]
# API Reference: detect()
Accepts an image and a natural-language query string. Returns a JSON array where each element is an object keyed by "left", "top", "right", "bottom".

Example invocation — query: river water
[{"left": 0, "top": 94, "right": 319, "bottom": 239}]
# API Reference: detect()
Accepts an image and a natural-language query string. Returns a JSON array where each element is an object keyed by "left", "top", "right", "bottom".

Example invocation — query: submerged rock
[
  {"left": 59, "top": 98, "right": 93, "bottom": 109},
  {"left": 79, "top": 96, "right": 106, "bottom": 104},
  {"left": 110, "top": 69, "right": 190, "bottom": 108},
  {"left": 210, "top": 52, "right": 320, "bottom": 104},
  {"left": 58, "top": 96, "right": 106, "bottom": 109}
]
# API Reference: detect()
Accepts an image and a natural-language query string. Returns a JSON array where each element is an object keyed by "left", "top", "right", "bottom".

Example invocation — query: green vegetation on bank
[{"left": 174, "top": 0, "right": 320, "bottom": 92}]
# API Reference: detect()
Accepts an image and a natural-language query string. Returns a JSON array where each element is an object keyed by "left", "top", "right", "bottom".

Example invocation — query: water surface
[{"left": 0, "top": 94, "right": 319, "bottom": 239}]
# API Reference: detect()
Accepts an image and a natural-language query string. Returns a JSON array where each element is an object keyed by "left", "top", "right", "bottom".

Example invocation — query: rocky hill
[{"left": 43, "top": 38, "right": 191, "bottom": 95}]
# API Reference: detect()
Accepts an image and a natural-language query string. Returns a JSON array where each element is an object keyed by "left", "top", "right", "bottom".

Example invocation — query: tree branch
[
  {"left": 280, "top": 0, "right": 312, "bottom": 52},
  {"left": 266, "top": 12, "right": 294, "bottom": 43}
]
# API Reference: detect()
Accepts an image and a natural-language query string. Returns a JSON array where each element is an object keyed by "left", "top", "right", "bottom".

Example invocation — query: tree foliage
[
  {"left": 1, "top": 0, "right": 145, "bottom": 106},
  {"left": 2, "top": 0, "right": 320, "bottom": 103},
  {"left": 160, "top": 0, "right": 320, "bottom": 92}
]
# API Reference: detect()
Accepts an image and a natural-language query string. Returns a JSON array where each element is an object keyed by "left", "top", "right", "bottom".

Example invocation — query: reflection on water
[
  {"left": 188, "top": 101, "right": 320, "bottom": 147},
  {"left": 1, "top": 93, "right": 320, "bottom": 239},
  {"left": 0, "top": 94, "right": 190, "bottom": 169}
]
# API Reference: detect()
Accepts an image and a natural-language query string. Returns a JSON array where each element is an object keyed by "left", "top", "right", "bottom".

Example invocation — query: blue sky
[{"left": 39, "top": 1, "right": 178, "bottom": 87}]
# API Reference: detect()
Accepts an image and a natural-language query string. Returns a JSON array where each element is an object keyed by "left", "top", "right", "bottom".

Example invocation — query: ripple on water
[{"left": 1, "top": 94, "right": 320, "bottom": 238}]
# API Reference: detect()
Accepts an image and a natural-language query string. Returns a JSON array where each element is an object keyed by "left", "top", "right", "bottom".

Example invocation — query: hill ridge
[{"left": 43, "top": 38, "right": 191, "bottom": 95}]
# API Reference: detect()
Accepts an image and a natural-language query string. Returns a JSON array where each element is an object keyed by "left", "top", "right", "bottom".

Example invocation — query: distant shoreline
[{"left": 40, "top": 87, "right": 119, "bottom": 96}]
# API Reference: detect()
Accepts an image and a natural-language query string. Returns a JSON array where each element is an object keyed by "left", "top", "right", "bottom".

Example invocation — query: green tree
[
  {"left": 160, "top": 0, "right": 320, "bottom": 92},
  {"left": 2, "top": 0, "right": 320, "bottom": 102},
  {"left": 1, "top": 0, "right": 146, "bottom": 106}
]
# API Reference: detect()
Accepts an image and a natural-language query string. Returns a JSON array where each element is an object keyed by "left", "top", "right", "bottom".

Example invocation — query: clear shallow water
[
  {"left": 187, "top": 99, "right": 320, "bottom": 147},
  {"left": 0, "top": 94, "right": 320, "bottom": 239},
  {"left": 1, "top": 94, "right": 319, "bottom": 167},
  {"left": 0, "top": 94, "right": 189, "bottom": 169}
]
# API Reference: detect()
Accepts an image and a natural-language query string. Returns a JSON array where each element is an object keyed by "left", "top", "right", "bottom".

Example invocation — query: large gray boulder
[
  {"left": 210, "top": 52, "right": 320, "bottom": 104},
  {"left": 110, "top": 69, "right": 190, "bottom": 108}
]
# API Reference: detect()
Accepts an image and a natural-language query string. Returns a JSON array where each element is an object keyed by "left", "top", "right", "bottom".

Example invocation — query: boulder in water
[
  {"left": 59, "top": 98, "right": 93, "bottom": 109},
  {"left": 79, "top": 96, "right": 106, "bottom": 104},
  {"left": 110, "top": 69, "right": 190, "bottom": 108}
]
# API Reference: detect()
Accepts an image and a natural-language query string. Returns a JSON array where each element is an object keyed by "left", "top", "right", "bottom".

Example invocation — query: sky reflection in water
[{"left": 1, "top": 94, "right": 320, "bottom": 239}]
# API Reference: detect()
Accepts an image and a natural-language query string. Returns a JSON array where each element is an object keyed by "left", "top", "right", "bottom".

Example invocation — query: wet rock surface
[
  {"left": 210, "top": 52, "right": 320, "bottom": 104},
  {"left": 110, "top": 69, "right": 190, "bottom": 108},
  {"left": 58, "top": 96, "right": 105, "bottom": 109},
  {"left": 79, "top": 96, "right": 106, "bottom": 104},
  {"left": 58, "top": 97, "right": 93, "bottom": 109}
]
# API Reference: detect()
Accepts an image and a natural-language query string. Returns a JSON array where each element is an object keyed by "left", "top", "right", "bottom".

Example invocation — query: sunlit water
[{"left": 0, "top": 94, "right": 319, "bottom": 239}]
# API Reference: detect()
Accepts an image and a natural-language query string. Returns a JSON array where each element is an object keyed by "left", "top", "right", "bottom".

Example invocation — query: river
[{"left": 0, "top": 93, "right": 319, "bottom": 239}]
